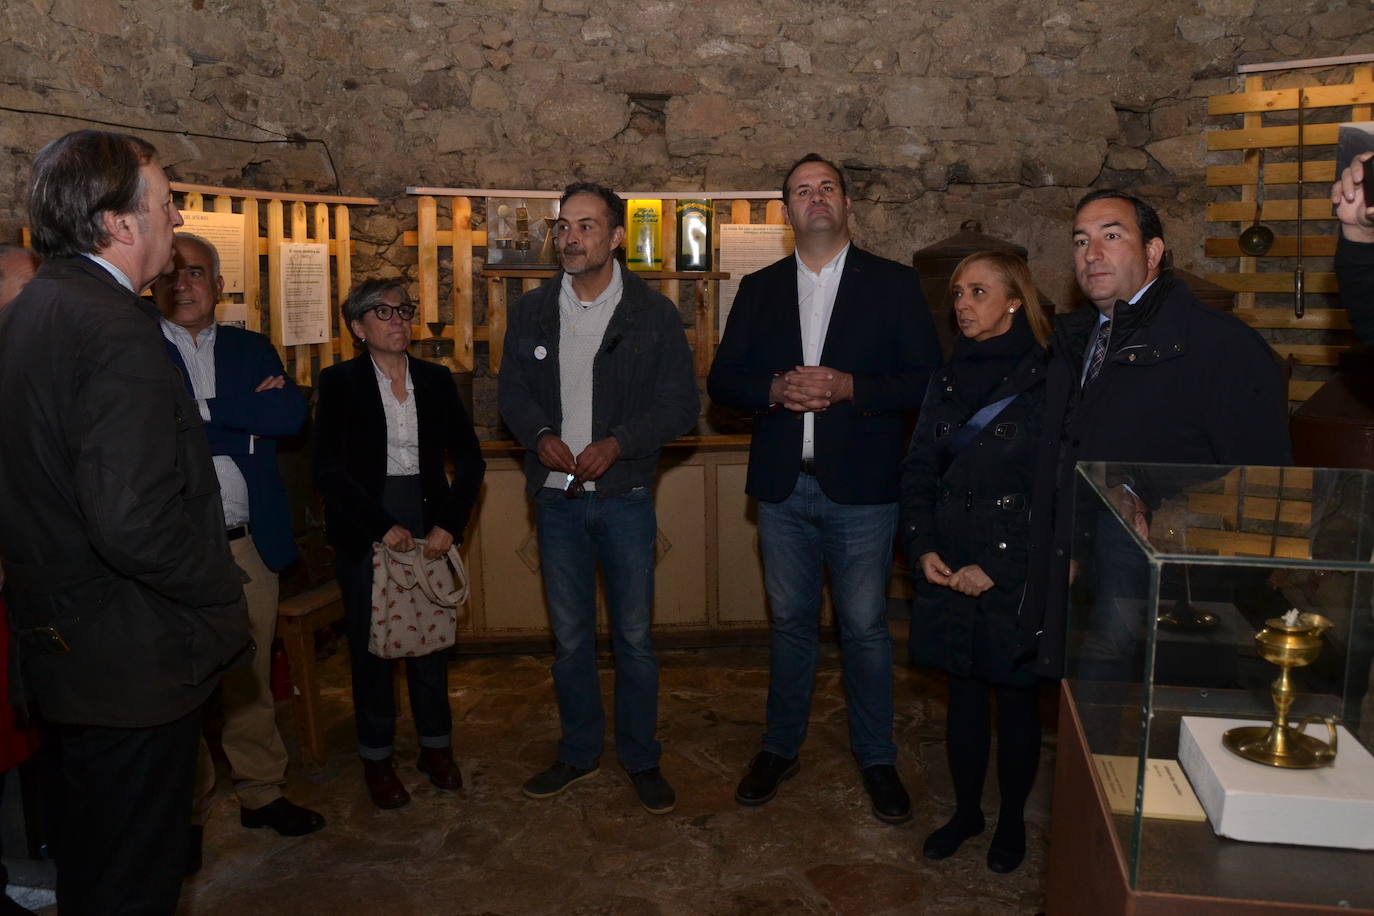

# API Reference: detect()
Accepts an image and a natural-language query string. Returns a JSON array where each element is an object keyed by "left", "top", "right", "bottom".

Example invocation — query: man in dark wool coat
[
  {"left": 1021, "top": 190, "right": 1292, "bottom": 679},
  {"left": 0, "top": 131, "right": 249, "bottom": 914}
]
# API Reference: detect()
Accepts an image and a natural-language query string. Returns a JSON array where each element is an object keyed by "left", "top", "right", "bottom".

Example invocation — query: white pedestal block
[{"left": 1178, "top": 716, "right": 1374, "bottom": 849}]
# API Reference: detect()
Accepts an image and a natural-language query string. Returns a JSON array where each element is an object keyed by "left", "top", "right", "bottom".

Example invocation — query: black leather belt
[
  {"left": 800, "top": 460, "right": 817, "bottom": 476},
  {"left": 226, "top": 525, "right": 250, "bottom": 541}
]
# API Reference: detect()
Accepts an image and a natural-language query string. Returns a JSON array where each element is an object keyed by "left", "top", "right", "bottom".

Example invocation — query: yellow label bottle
[{"left": 626, "top": 199, "right": 662, "bottom": 272}]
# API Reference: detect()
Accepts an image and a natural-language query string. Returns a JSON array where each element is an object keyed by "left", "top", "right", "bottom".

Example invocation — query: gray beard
[{"left": 561, "top": 250, "right": 610, "bottom": 276}]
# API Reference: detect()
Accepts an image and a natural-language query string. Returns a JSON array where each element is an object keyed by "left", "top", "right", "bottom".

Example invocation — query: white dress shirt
[
  {"left": 158, "top": 318, "right": 251, "bottom": 527},
  {"left": 372, "top": 356, "right": 420, "bottom": 476},
  {"left": 82, "top": 253, "right": 134, "bottom": 293},
  {"left": 795, "top": 243, "right": 849, "bottom": 460}
]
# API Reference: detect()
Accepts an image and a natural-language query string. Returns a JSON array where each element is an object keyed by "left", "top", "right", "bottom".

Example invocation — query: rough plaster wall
[{"left": 2, "top": 0, "right": 1372, "bottom": 432}]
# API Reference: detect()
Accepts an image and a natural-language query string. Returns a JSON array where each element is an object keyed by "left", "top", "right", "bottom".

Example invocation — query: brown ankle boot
[
  {"left": 417, "top": 747, "right": 463, "bottom": 790},
  {"left": 362, "top": 757, "right": 410, "bottom": 809}
]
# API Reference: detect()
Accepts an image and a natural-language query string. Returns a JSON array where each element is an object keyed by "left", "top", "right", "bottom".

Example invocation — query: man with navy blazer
[
  {"left": 154, "top": 233, "right": 325, "bottom": 860},
  {"left": 708, "top": 154, "right": 940, "bottom": 824}
]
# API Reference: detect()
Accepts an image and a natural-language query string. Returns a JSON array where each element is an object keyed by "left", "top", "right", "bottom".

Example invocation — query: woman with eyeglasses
[{"left": 314, "top": 278, "right": 485, "bottom": 809}]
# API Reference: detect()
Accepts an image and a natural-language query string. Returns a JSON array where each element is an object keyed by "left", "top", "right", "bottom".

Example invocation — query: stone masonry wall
[{"left": 2, "top": 0, "right": 1372, "bottom": 434}]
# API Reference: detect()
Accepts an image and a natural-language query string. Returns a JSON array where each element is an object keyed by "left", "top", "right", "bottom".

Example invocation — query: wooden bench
[{"left": 276, "top": 582, "right": 344, "bottom": 766}]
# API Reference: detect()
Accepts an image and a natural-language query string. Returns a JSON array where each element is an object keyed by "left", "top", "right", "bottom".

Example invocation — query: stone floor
[{"left": 169, "top": 632, "right": 1053, "bottom": 914}]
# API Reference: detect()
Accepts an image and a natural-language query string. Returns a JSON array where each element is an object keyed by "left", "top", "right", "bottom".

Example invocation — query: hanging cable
[{"left": 0, "top": 104, "right": 343, "bottom": 194}]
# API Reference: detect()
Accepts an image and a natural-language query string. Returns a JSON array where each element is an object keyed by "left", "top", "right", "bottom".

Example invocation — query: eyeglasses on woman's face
[{"left": 369, "top": 303, "right": 417, "bottom": 322}]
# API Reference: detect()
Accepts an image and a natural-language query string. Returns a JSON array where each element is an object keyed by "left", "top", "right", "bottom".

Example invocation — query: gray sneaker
[
  {"left": 629, "top": 767, "right": 676, "bottom": 815},
  {"left": 522, "top": 761, "right": 599, "bottom": 799}
]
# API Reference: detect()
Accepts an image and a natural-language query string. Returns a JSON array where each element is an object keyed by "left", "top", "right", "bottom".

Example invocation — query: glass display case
[{"left": 1062, "top": 462, "right": 1374, "bottom": 910}]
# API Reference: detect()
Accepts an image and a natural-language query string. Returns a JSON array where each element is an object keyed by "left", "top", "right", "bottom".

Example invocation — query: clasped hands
[
  {"left": 536, "top": 432, "right": 621, "bottom": 487},
  {"left": 769, "top": 365, "right": 854, "bottom": 412},
  {"left": 919, "top": 552, "right": 994, "bottom": 598}
]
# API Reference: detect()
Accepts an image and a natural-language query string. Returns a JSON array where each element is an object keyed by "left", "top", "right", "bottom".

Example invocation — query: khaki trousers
[{"left": 193, "top": 534, "right": 289, "bottom": 818}]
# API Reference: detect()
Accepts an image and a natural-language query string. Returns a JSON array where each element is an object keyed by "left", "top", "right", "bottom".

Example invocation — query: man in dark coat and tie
[{"left": 1021, "top": 190, "right": 1293, "bottom": 679}]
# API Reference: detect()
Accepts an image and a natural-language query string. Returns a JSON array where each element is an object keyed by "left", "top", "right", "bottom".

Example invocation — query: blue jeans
[
  {"left": 536, "top": 486, "right": 661, "bottom": 773},
  {"left": 758, "top": 473, "right": 898, "bottom": 768}
]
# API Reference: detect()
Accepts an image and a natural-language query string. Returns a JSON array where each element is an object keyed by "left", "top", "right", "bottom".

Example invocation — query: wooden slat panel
[
  {"left": 1355, "top": 65, "right": 1373, "bottom": 121},
  {"left": 290, "top": 202, "right": 311, "bottom": 387},
  {"left": 695, "top": 277, "right": 713, "bottom": 377},
  {"left": 1234, "top": 307, "right": 1350, "bottom": 330},
  {"left": 1208, "top": 83, "right": 1374, "bottom": 115},
  {"left": 334, "top": 204, "right": 353, "bottom": 361},
  {"left": 171, "top": 181, "right": 378, "bottom": 206},
  {"left": 313, "top": 203, "right": 335, "bottom": 370},
  {"left": 660, "top": 198, "right": 680, "bottom": 324},
  {"left": 1289, "top": 379, "right": 1323, "bottom": 401},
  {"left": 1204, "top": 272, "right": 1338, "bottom": 294},
  {"left": 1185, "top": 528, "right": 1310, "bottom": 560},
  {"left": 1206, "top": 198, "right": 1337, "bottom": 222},
  {"left": 1206, "top": 161, "right": 1335, "bottom": 187},
  {"left": 401, "top": 229, "right": 487, "bottom": 247},
  {"left": 182, "top": 192, "right": 204, "bottom": 212},
  {"left": 1225, "top": 467, "right": 1314, "bottom": 489},
  {"left": 409, "top": 186, "right": 780, "bottom": 200},
  {"left": 1236, "top": 75, "right": 1263, "bottom": 316},
  {"left": 1188, "top": 493, "right": 1312, "bottom": 525},
  {"left": 730, "top": 200, "right": 750, "bottom": 224},
  {"left": 212, "top": 195, "right": 233, "bottom": 214},
  {"left": 764, "top": 200, "right": 785, "bottom": 224},
  {"left": 266, "top": 200, "right": 286, "bottom": 358},
  {"left": 1205, "top": 236, "right": 1337, "bottom": 258},
  {"left": 488, "top": 278, "right": 507, "bottom": 375},
  {"left": 1269, "top": 343, "right": 1347, "bottom": 366},
  {"left": 417, "top": 196, "right": 440, "bottom": 328},
  {"left": 240, "top": 198, "right": 261, "bottom": 334},
  {"left": 1208, "top": 123, "right": 1340, "bottom": 151},
  {"left": 450, "top": 197, "right": 474, "bottom": 372}
]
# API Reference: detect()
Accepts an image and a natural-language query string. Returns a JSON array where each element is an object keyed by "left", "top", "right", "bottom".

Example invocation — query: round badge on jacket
[{"left": 535, "top": 345, "right": 547, "bottom": 360}]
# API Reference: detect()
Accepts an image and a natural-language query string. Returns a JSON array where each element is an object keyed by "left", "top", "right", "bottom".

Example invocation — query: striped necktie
[{"left": 1085, "top": 318, "right": 1112, "bottom": 385}]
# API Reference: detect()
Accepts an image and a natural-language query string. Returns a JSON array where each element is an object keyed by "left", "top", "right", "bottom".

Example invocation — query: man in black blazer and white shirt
[{"left": 709, "top": 154, "right": 940, "bottom": 823}]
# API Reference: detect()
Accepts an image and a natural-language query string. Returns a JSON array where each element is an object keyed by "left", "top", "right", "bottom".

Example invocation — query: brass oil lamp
[{"left": 1223, "top": 609, "right": 1338, "bottom": 769}]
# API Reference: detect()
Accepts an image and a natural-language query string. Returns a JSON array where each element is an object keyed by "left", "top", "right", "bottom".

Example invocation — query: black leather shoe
[
  {"left": 861, "top": 764, "right": 912, "bottom": 824},
  {"left": 522, "top": 761, "right": 598, "bottom": 799},
  {"left": 186, "top": 825, "right": 204, "bottom": 876},
  {"left": 417, "top": 748, "right": 464, "bottom": 790},
  {"left": 241, "top": 797, "right": 327, "bottom": 836},
  {"left": 735, "top": 751, "right": 799, "bottom": 806},
  {"left": 923, "top": 812, "right": 986, "bottom": 860},
  {"left": 362, "top": 758, "right": 411, "bottom": 810},
  {"left": 629, "top": 767, "right": 676, "bottom": 814}
]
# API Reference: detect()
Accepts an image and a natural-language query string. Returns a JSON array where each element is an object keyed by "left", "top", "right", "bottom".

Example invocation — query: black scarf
[{"left": 947, "top": 308, "right": 1037, "bottom": 408}]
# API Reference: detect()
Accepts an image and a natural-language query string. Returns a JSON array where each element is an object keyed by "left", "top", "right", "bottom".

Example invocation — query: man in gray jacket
[
  {"left": 499, "top": 182, "right": 697, "bottom": 814},
  {"left": 0, "top": 131, "right": 249, "bottom": 913}
]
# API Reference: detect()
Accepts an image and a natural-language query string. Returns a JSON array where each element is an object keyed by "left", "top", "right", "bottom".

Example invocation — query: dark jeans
[
  {"left": 535, "top": 486, "right": 660, "bottom": 773},
  {"left": 338, "top": 475, "right": 453, "bottom": 760},
  {"left": 50, "top": 705, "right": 202, "bottom": 915},
  {"left": 757, "top": 473, "right": 899, "bottom": 768}
]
